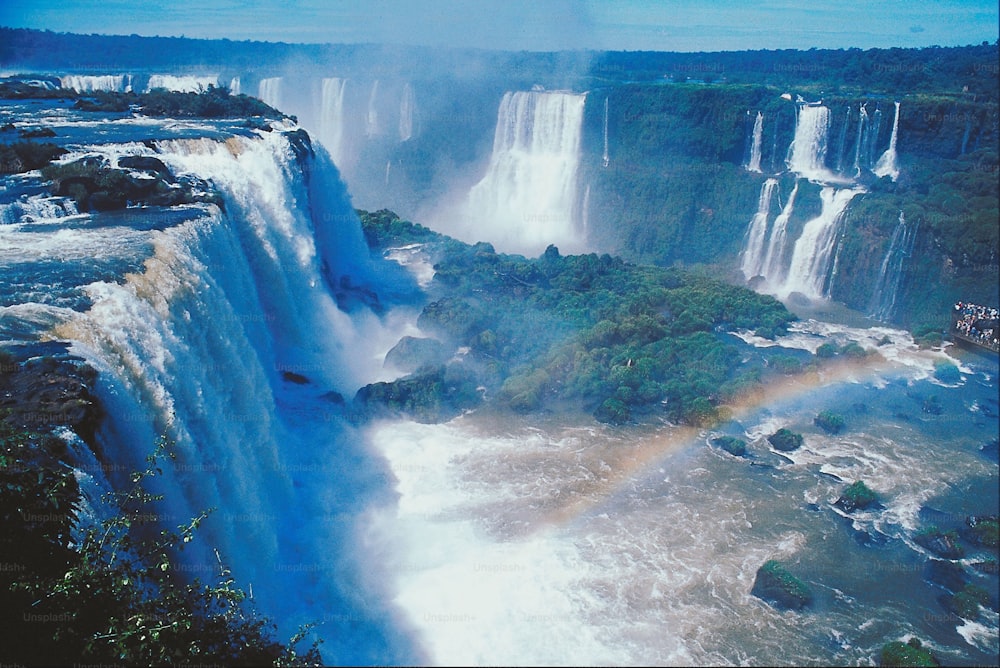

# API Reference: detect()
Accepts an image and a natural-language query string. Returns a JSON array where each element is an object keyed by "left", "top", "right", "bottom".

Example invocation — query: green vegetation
[
  {"left": 74, "top": 86, "right": 282, "bottom": 119},
  {"left": 945, "top": 584, "right": 992, "bottom": 619},
  {"left": 964, "top": 515, "right": 999, "bottom": 548},
  {"left": 357, "top": 210, "right": 798, "bottom": 425},
  {"left": 767, "top": 428, "right": 803, "bottom": 452},
  {"left": 710, "top": 436, "right": 747, "bottom": 457},
  {"left": 914, "top": 525, "right": 964, "bottom": 559},
  {"left": 751, "top": 559, "right": 813, "bottom": 610},
  {"left": 879, "top": 637, "right": 939, "bottom": 667},
  {"left": 814, "top": 410, "right": 845, "bottom": 434},
  {"left": 0, "top": 422, "right": 321, "bottom": 665},
  {"left": 836, "top": 480, "right": 879, "bottom": 512}
]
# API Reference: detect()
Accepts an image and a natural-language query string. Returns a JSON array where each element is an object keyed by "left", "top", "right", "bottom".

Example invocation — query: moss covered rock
[
  {"left": 767, "top": 427, "right": 803, "bottom": 452},
  {"left": 751, "top": 559, "right": 813, "bottom": 610},
  {"left": 879, "top": 637, "right": 939, "bottom": 667},
  {"left": 835, "top": 480, "right": 880, "bottom": 512},
  {"left": 710, "top": 435, "right": 747, "bottom": 456}
]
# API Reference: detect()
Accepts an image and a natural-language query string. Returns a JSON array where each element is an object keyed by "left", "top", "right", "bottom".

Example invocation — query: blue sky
[{"left": 2, "top": 0, "right": 997, "bottom": 52}]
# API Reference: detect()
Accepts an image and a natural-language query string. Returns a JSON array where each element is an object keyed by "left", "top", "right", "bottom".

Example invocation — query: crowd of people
[{"left": 953, "top": 301, "right": 999, "bottom": 350}]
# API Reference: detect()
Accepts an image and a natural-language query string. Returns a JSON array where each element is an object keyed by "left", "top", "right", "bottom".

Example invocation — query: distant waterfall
[
  {"left": 740, "top": 178, "right": 779, "bottom": 279},
  {"left": 873, "top": 101, "right": 901, "bottom": 181},
  {"left": 464, "top": 90, "right": 587, "bottom": 255},
  {"left": 746, "top": 111, "right": 763, "bottom": 173},
  {"left": 366, "top": 80, "right": 380, "bottom": 137},
  {"left": 602, "top": 97, "right": 610, "bottom": 168},
  {"left": 228, "top": 76, "right": 241, "bottom": 95},
  {"left": 147, "top": 74, "right": 219, "bottom": 93},
  {"left": 787, "top": 104, "right": 831, "bottom": 181},
  {"left": 60, "top": 74, "right": 132, "bottom": 92},
  {"left": 399, "top": 83, "right": 415, "bottom": 142},
  {"left": 834, "top": 106, "right": 850, "bottom": 174},
  {"left": 319, "top": 77, "right": 348, "bottom": 166},
  {"left": 868, "top": 212, "right": 915, "bottom": 321},
  {"left": 780, "top": 187, "right": 863, "bottom": 299},
  {"left": 258, "top": 77, "right": 282, "bottom": 110},
  {"left": 852, "top": 104, "right": 868, "bottom": 176}
]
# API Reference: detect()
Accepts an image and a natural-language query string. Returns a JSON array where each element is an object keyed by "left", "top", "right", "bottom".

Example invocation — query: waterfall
[
  {"left": 834, "top": 106, "right": 850, "bottom": 175},
  {"left": 399, "top": 83, "right": 415, "bottom": 142},
  {"left": 258, "top": 77, "right": 282, "bottom": 111},
  {"left": 787, "top": 104, "right": 832, "bottom": 181},
  {"left": 868, "top": 212, "right": 916, "bottom": 321},
  {"left": 366, "top": 80, "right": 380, "bottom": 137},
  {"left": 740, "top": 178, "right": 779, "bottom": 280},
  {"left": 228, "top": 76, "right": 241, "bottom": 95},
  {"left": 40, "top": 130, "right": 415, "bottom": 663},
  {"left": 760, "top": 180, "right": 799, "bottom": 289},
  {"left": 866, "top": 107, "right": 883, "bottom": 169},
  {"left": 60, "top": 74, "right": 131, "bottom": 92},
  {"left": 602, "top": 97, "right": 610, "bottom": 168},
  {"left": 780, "top": 187, "right": 863, "bottom": 299},
  {"left": 873, "top": 101, "right": 901, "bottom": 181},
  {"left": 746, "top": 111, "right": 764, "bottom": 173},
  {"left": 146, "top": 74, "right": 219, "bottom": 93},
  {"left": 463, "top": 90, "right": 588, "bottom": 255},
  {"left": 319, "top": 77, "right": 348, "bottom": 166},
  {"left": 852, "top": 104, "right": 868, "bottom": 176}
]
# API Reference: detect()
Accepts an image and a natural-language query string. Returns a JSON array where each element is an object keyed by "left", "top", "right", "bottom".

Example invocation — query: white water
[
  {"left": 228, "top": 77, "right": 241, "bottom": 95},
  {"left": 780, "top": 187, "right": 863, "bottom": 299},
  {"left": 873, "top": 101, "right": 901, "bottom": 181},
  {"left": 258, "top": 77, "right": 283, "bottom": 111},
  {"left": 60, "top": 74, "right": 131, "bottom": 93},
  {"left": 399, "top": 83, "right": 415, "bottom": 142},
  {"left": 27, "top": 130, "right": 419, "bottom": 663},
  {"left": 747, "top": 111, "right": 764, "bottom": 173},
  {"left": 868, "top": 212, "right": 915, "bottom": 321},
  {"left": 319, "top": 77, "right": 349, "bottom": 167},
  {"left": 602, "top": 96, "right": 610, "bottom": 168},
  {"left": 366, "top": 80, "right": 380, "bottom": 137},
  {"left": 461, "top": 90, "right": 588, "bottom": 255},
  {"left": 759, "top": 180, "right": 799, "bottom": 290},
  {"left": 787, "top": 105, "right": 832, "bottom": 181},
  {"left": 146, "top": 74, "right": 219, "bottom": 93},
  {"left": 740, "top": 178, "right": 779, "bottom": 280},
  {"left": 852, "top": 104, "right": 869, "bottom": 177}
]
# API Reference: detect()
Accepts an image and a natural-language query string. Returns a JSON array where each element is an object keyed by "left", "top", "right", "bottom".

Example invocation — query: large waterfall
[
  {"left": 602, "top": 96, "right": 610, "bottom": 168},
  {"left": 2, "top": 111, "right": 420, "bottom": 663},
  {"left": 146, "top": 74, "right": 219, "bottom": 93},
  {"left": 462, "top": 90, "right": 588, "bottom": 255},
  {"left": 399, "top": 83, "right": 415, "bottom": 142},
  {"left": 60, "top": 74, "right": 132, "bottom": 92},
  {"left": 780, "top": 186, "right": 863, "bottom": 299},
  {"left": 786, "top": 104, "right": 832, "bottom": 181}
]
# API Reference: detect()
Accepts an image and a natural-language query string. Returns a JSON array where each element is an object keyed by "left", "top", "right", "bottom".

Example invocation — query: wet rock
[{"left": 751, "top": 559, "right": 813, "bottom": 610}]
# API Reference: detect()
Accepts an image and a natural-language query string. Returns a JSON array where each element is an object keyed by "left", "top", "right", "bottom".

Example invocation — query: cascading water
[
  {"left": 399, "top": 83, "right": 415, "bottom": 142},
  {"left": 146, "top": 74, "right": 219, "bottom": 93},
  {"left": 228, "top": 76, "right": 241, "bottom": 95},
  {"left": 873, "top": 101, "right": 901, "bottom": 181},
  {"left": 868, "top": 212, "right": 916, "bottom": 321},
  {"left": 779, "top": 186, "right": 863, "bottom": 299},
  {"left": 366, "top": 80, "right": 380, "bottom": 137},
  {"left": 786, "top": 104, "right": 832, "bottom": 181},
  {"left": 852, "top": 104, "right": 869, "bottom": 176},
  {"left": 740, "top": 178, "right": 779, "bottom": 280},
  {"left": 319, "top": 77, "right": 348, "bottom": 167},
  {"left": 760, "top": 180, "right": 799, "bottom": 289},
  {"left": 60, "top": 74, "right": 132, "bottom": 92},
  {"left": 462, "top": 90, "right": 588, "bottom": 255},
  {"left": 1, "top": 101, "right": 421, "bottom": 663},
  {"left": 602, "top": 97, "right": 610, "bottom": 168},
  {"left": 834, "top": 106, "right": 850, "bottom": 175},
  {"left": 258, "top": 77, "right": 283, "bottom": 111},
  {"left": 746, "top": 111, "right": 764, "bottom": 173}
]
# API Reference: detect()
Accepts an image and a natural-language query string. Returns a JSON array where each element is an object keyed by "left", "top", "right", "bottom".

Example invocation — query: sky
[{"left": 1, "top": 0, "right": 997, "bottom": 52}]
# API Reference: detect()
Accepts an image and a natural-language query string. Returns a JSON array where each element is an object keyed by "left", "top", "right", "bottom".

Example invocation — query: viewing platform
[{"left": 951, "top": 301, "right": 999, "bottom": 353}]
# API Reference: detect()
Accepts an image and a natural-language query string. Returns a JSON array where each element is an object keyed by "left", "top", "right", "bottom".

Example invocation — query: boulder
[
  {"left": 767, "top": 427, "right": 803, "bottom": 452},
  {"left": 751, "top": 559, "right": 813, "bottom": 610}
]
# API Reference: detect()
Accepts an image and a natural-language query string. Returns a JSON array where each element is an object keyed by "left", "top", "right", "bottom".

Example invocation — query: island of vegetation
[
  {"left": 750, "top": 559, "right": 813, "bottom": 610},
  {"left": 354, "top": 209, "right": 799, "bottom": 426}
]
